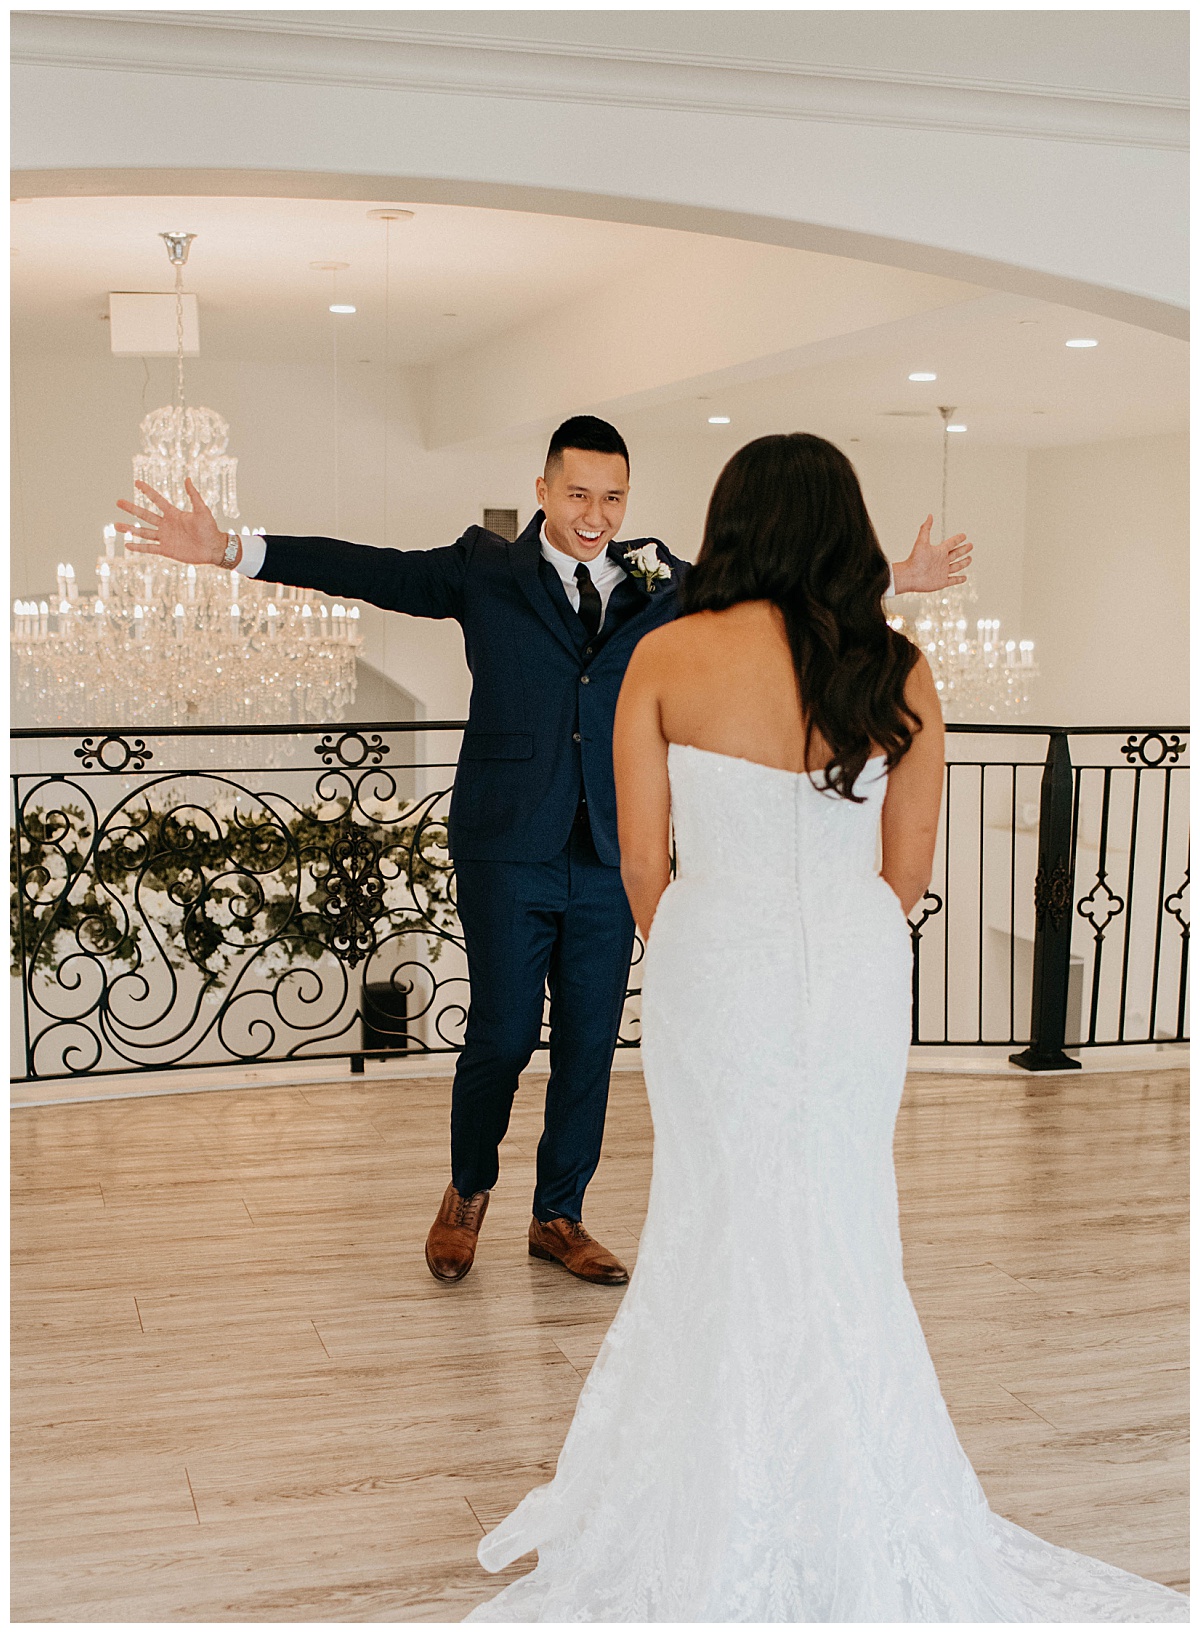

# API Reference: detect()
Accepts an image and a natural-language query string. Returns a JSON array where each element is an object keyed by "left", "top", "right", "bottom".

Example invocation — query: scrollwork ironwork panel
[{"left": 9, "top": 722, "right": 1189, "bottom": 1078}]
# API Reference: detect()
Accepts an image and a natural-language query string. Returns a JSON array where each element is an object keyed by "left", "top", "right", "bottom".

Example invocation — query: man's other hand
[{"left": 892, "top": 515, "right": 973, "bottom": 596}]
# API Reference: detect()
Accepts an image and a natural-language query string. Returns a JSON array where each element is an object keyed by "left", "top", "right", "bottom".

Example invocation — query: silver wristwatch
[{"left": 220, "top": 532, "right": 240, "bottom": 569}]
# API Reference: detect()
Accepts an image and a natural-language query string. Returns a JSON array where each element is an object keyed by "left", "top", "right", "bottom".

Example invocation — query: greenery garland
[{"left": 12, "top": 795, "right": 458, "bottom": 990}]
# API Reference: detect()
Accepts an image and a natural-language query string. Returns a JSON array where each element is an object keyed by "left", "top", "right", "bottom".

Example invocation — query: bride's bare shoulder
[
  {"left": 642, "top": 606, "right": 735, "bottom": 646},
  {"left": 630, "top": 610, "right": 711, "bottom": 665}
]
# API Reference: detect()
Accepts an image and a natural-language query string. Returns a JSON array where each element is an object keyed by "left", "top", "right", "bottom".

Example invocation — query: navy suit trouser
[{"left": 450, "top": 818, "right": 636, "bottom": 1222}]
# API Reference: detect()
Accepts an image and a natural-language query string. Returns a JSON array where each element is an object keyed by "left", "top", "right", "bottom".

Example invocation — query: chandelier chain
[
  {"left": 174, "top": 262, "right": 186, "bottom": 413},
  {"left": 941, "top": 414, "right": 949, "bottom": 546}
]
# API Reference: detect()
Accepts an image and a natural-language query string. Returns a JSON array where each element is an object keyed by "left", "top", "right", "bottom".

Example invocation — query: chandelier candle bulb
[
  {"left": 229, "top": 570, "right": 239, "bottom": 601},
  {"left": 38, "top": 601, "right": 48, "bottom": 640},
  {"left": 103, "top": 524, "right": 117, "bottom": 559},
  {"left": 55, "top": 565, "right": 66, "bottom": 601},
  {"left": 133, "top": 605, "right": 144, "bottom": 640},
  {"left": 300, "top": 604, "right": 312, "bottom": 638},
  {"left": 64, "top": 565, "right": 78, "bottom": 603},
  {"left": 266, "top": 603, "right": 278, "bottom": 640},
  {"left": 186, "top": 565, "right": 196, "bottom": 602}
]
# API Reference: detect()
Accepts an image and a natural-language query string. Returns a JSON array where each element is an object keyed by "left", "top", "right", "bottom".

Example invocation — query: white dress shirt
[
  {"left": 240, "top": 526, "right": 896, "bottom": 601},
  {"left": 540, "top": 524, "right": 627, "bottom": 625},
  {"left": 238, "top": 531, "right": 268, "bottom": 579}
]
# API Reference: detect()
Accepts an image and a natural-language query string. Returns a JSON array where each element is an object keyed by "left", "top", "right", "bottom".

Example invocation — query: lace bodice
[{"left": 668, "top": 740, "right": 888, "bottom": 888}]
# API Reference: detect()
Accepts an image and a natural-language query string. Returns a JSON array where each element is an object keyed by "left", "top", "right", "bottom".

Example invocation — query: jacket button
[
  {"left": 573, "top": 732, "right": 581, "bottom": 742},
  {"left": 580, "top": 674, "right": 590, "bottom": 684}
]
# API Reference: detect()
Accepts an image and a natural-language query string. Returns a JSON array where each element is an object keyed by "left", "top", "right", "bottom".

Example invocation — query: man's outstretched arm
[
  {"left": 115, "top": 478, "right": 466, "bottom": 619},
  {"left": 890, "top": 515, "right": 973, "bottom": 596}
]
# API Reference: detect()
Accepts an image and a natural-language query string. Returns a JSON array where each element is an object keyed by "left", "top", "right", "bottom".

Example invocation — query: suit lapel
[
  {"left": 538, "top": 556, "right": 587, "bottom": 649},
  {"left": 509, "top": 514, "right": 581, "bottom": 659}
]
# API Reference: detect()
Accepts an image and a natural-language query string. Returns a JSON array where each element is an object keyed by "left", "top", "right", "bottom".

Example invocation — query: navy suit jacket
[{"left": 260, "top": 512, "right": 689, "bottom": 866}]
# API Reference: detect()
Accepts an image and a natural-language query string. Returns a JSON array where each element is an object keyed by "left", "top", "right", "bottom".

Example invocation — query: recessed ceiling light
[
  {"left": 708, "top": 415, "right": 731, "bottom": 425},
  {"left": 1065, "top": 338, "right": 1098, "bottom": 348},
  {"left": 908, "top": 371, "right": 937, "bottom": 382},
  {"left": 329, "top": 304, "right": 357, "bottom": 315},
  {"left": 947, "top": 424, "right": 967, "bottom": 434},
  {"left": 310, "top": 261, "right": 349, "bottom": 271}
]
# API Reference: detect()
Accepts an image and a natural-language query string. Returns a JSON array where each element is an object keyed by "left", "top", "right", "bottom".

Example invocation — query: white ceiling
[
  {"left": 10, "top": 193, "right": 1188, "bottom": 450},
  {"left": 10, "top": 194, "right": 671, "bottom": 366},
  {"left": 616, "top": 294, "right": 1189, "bottom": 450}
]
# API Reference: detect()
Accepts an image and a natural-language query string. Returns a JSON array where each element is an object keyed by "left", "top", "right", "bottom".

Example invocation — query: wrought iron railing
[{"left": 10, "top": 722, "right": 1188, "bottom": 1083}]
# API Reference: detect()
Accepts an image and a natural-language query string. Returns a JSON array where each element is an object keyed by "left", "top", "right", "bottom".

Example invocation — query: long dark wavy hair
[{"left": 681, "top": 433, "right": 922, "bottom": 801}]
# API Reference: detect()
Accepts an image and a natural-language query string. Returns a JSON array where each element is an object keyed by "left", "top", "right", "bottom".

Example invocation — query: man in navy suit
[{"left": 116, "top": 417, "right": 970, "bottom": 1286}]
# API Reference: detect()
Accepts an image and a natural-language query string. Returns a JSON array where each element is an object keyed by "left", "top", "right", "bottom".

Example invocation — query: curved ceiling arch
[{"left": 12, "top": 167, "right": 1188, "bottom": 343}]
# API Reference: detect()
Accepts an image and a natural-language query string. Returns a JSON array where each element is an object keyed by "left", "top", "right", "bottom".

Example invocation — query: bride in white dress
[{"left": 466, "top": 433, "right": 1187, "bottom": 1623}]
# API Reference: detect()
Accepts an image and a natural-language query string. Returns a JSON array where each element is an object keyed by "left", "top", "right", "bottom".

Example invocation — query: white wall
[{"left": 1021, "top": 433, "right": 1188, "bottom": 726}]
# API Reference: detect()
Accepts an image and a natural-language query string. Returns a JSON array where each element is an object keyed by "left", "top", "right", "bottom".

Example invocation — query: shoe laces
[{"left": 453, "top": 1190, "right": 486, "bottom": 1227}]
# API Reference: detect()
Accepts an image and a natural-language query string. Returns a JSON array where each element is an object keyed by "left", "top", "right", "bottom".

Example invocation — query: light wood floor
[{"left": 12, "top": 1067, "right": 1188, "bottom": 1622}]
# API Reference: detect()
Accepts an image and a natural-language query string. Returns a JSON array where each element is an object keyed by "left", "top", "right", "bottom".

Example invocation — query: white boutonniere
[{"left": 622, "top": 542, "right": 672, "bottom": 593}]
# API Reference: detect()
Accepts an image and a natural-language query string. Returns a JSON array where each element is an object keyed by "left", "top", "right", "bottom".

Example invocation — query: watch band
[{"left": 221, "top": 532, "right": 240, "bottom": 569}]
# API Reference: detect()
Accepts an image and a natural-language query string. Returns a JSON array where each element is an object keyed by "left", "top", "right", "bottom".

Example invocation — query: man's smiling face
[{"left": 536, "top": 447, "right": 630, "bottom": 563}]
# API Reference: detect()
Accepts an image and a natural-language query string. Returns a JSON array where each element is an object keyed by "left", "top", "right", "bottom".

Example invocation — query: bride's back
[{"left": 654, "top": 599, "right": 836, "bottom": 774}]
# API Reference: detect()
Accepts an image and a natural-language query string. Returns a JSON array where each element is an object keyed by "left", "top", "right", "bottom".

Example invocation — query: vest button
[
  {"left": 573, "top": 732, "right": 581, "bottom": 742},
  {"left": 580, "top": 674, "right": 590, "bottom": 684}
]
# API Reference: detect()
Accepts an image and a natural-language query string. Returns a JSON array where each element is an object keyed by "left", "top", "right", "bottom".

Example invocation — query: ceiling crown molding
[{"left": 12, "top": 11, "right": 1187, "bottom": 152}]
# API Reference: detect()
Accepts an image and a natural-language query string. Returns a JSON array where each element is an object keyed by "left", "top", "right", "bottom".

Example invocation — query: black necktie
[{"left": 574, "top": 562, "right": 602, "bottom": 641}]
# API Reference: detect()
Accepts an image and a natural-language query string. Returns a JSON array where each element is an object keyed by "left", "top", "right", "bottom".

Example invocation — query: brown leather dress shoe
[
  {"left": 425, "top": 1183, "right": 490, "bottom": 1282},
  {"left": 528, "top": 1217, "right": 629, "bottom": 1285}
]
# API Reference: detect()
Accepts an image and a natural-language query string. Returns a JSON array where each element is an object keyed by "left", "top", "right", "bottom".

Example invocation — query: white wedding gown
[{"left": 466, "top": 744, "right": 1187, "bottom": 1623}]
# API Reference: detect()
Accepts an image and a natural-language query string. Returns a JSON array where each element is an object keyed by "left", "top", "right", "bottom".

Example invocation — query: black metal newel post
[{"left": 1011, "top": 731, "right": 1082, "bottom": 1071}]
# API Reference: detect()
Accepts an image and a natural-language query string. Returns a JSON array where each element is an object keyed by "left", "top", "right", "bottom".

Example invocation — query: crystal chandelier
[
  {"left": 11, "top": 231, "right": 363, "bottom": 728},
  {"left": 888, "top": 407, "right": 1037, "bottom": 719},
  {"left": 12, "top": 535, "right": 362, "bottom": 728}
]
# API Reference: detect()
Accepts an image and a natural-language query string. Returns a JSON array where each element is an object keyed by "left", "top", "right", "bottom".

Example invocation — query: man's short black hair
[{"left": 545, "top": 415, "right": 630, "bottom": 477}]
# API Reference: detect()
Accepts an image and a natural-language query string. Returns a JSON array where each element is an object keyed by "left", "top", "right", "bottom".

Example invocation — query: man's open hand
[
  {"left": 892, "top": 515, "right": 973, "bottom": 596},
  {"left": 113, "top": 478, "right": 229, "bottom": 566}
]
